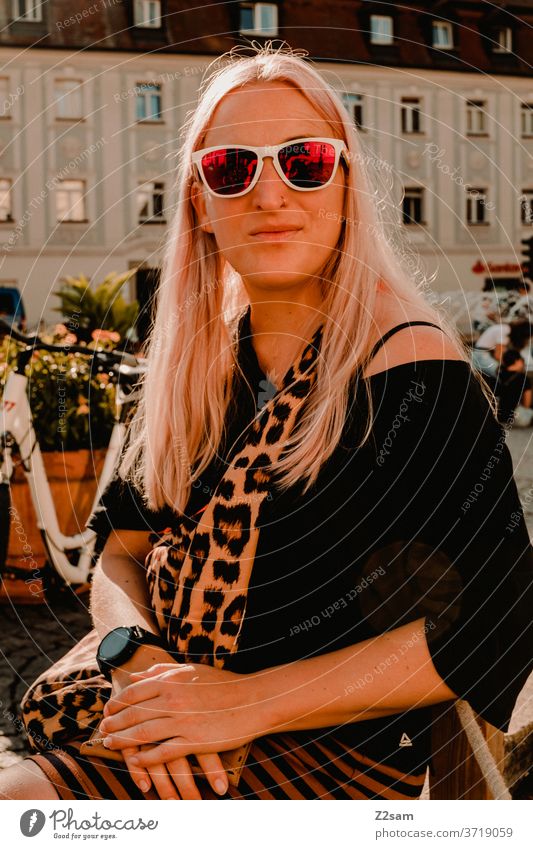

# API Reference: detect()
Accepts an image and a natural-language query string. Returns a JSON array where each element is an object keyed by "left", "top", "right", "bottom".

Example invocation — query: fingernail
[
  {"left": 129, "top": 756, "right": 140, "bottom": 766},
  {"left": 102, "top": 736, "right": 112, "bottom": 748},
  {"left": 214, "top": 779, "right": 228, "bottom": 795},
  {"left": 139, "top": 780, "right": 150, "bottom": 793}
]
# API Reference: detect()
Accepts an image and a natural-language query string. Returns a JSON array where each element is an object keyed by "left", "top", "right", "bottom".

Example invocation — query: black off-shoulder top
[{"left": 87, "top": 313, "right": 533, "bottom": 777}]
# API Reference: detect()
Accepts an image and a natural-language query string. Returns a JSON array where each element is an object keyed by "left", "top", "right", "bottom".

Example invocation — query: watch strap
[{"left": 96, "top": 626, "right": 167, "bottom": 681}]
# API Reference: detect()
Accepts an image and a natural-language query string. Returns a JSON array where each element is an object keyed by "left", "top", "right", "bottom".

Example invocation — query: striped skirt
[{"left": 25, "top": 732, "right": 426, "bottom": 800}]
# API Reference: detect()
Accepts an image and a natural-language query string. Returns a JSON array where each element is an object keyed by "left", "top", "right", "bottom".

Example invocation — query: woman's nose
[{"left": 252, "top": 155, "right": 287, "bottom": 207}]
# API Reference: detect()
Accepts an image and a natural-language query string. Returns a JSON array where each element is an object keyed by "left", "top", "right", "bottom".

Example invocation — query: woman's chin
[{"left": 241, "top": 272, "right": 319, "bottom": 290}]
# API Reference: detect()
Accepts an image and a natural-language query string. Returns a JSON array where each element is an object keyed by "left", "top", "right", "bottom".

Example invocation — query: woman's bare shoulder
[{"left": 363, "top": 290, "right": 464, "bottom": 378}]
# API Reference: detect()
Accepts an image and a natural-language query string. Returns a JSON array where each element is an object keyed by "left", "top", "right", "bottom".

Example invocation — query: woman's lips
[{"left": 249, "top": 229, "right": 303, "bottom": 241}]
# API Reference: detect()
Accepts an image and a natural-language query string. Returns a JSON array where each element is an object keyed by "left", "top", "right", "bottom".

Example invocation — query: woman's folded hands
[
  {"left": 99, "top": 661, "right": 263, "bottom": 770},
  {"left": 107, "top": 652, "right": 235, "bottom": 800}
]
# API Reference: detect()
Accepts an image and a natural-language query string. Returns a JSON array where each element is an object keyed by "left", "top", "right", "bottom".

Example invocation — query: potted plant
[
  {"left": 0, "top": 272, "right": 140, "bottom": 594},
  {"left": 53, "top": 271, "right": 139, "bottom": 345}
]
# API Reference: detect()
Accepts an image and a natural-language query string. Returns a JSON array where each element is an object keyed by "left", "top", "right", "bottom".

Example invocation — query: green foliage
[
  {"left": 0, "top": 329, "right": 117, "bottom": 452},
  {"left": 0, "top": 271, "right": 141, "bottom": 451},
  {"left": 53, "top": 271, "right": 140, "bottom": 342}
]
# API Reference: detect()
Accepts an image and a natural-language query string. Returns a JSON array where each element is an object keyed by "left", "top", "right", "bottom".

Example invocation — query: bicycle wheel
[{"left": 0, "top": 482, "right": 10, "bottom": 570}]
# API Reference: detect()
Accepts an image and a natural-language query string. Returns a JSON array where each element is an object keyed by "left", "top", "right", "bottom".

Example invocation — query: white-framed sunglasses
[{"left": 191, "top": 137, "right": 349, "bottom": 197}]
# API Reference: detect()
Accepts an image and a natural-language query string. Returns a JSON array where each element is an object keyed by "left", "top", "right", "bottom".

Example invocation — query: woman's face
[{"left": 191, "top": 81, "right": 347, "bottom": 296}]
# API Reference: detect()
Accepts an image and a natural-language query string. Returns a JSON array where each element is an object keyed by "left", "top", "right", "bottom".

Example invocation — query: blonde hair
[{"left": 121, "top": 41, "right": 477, "bottom": 514}]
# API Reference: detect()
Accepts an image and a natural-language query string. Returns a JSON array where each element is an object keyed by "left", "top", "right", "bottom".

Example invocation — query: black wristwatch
[{"left": 96, "top": 625, "right": 167, "bottom": 682}]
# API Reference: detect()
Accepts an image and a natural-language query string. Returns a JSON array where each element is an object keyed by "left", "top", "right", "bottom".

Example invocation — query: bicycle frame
[{"left": 1, "top": 354, "right": 142, "bottom": 586}]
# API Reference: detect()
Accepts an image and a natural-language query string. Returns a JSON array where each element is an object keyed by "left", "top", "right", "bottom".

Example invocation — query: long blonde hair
[{"left": 121, "top": 41, "right": 475, "bottom": 513}]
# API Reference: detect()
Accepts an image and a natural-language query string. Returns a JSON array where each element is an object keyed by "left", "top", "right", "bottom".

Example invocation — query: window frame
[
  {"left": 134, "top": 0, "right": 162, "bottom": 29},
  {"left": 135, "top": 82, "right": 163, "bottom": 122},
  {"left": 0, "top": 78, "right": 11, "bottom": 120},
  {"left": 402, "top": 186, "right": 425, "bottom": 226},
  {"left": 55, "top": 179, "right": 87, "bottom": 224},
  {"left": 239, "top": 3, "right": 278, "bottom": 36},
  {"left": 369, "top": 14, "right": 394, "bottom": 45},
  {"left": 521, "top": 103, "right": 533, "bottom": 137},
  {"left": 137, "top": 180, "right": 166, "bottom": 224},
  {"left": 432, "top": 20, "right": 454, "bottom": 50},
  {"left": 342, "top": 92, "right": 364, "bottom": 131},
  {"left": 466, "top": 99, "right": 488, "bottom": 136},
  {"left": 12, "top": 0, "right": 42, "bottom": 22},
  {"left": 401, "top": 97, "right": 423, "bottom": 135},
  {"left": 53, "top": 78, "right": 84, "bottom": 121},
  {"left": 0, "top": 178, "right": 13, "bottom": 223},
  {"left": 466, "top": 186, "right": 489, "bottom": 225},
  {"left": 493, "top": 26, "right": 512, "bottom": 54},
  {"left": 520, "top": 190, "right": 533, "bottom": 226}
]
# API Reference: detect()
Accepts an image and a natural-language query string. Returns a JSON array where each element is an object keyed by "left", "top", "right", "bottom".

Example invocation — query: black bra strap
[{"left": 367, "top": 321, "right": 445, "bottom": 363}]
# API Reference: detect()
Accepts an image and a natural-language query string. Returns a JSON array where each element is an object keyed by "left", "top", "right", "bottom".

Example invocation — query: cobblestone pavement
[
  {"left": 0, "top": 588, "right": 92, "bottom": 770},
  {"left": 0, "top": 427, "right": 532, "bottom": 795}
]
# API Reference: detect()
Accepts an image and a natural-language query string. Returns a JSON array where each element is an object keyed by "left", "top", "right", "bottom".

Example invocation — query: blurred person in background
[
  {"left": 509, "top": 321, "right": 533, "bottom": 372},
  {"left": 494, "top": 349, "right": 533, "bottom": 428},
  {"left": 472, "top": 316, "right": 511, "bottom": 383}
]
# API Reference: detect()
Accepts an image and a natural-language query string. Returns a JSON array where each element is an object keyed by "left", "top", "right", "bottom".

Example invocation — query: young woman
[{"left": 2, "top": 44, "right": 532, "bottom": 801}]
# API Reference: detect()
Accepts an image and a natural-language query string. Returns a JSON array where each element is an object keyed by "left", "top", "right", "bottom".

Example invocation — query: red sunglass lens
[
  {"left": 201, "top": 148, "right": 258, "bottom": 195},
  {"left": 279, "top": 141, "right": 337, "bottom": 188}
]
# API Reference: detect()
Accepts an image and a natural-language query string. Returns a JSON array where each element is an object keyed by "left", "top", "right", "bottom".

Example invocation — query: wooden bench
[{"left": 430, "top": 700, "right": 508, "bottom": 799}]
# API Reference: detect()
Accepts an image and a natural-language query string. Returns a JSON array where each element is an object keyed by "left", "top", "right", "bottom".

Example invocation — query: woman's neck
[{"left": 247, "top": 293, "right": 324, "bottom": 389}]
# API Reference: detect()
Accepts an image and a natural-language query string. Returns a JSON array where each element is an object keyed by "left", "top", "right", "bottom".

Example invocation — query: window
[
  {"left": 137, "top": 181, "right": 165, "bottom": 223},
  {"left": 401, "top": 97, "right": 422, "bottom": 134},
  {"left": 521, "top": 103, "right": 533, "bottom": 137},
  {"left": 12, "top": 0, "right": 42, "bottom": 21},
  {"left": 134, "top": 0, "right": 162, "bottom": 28},
  {"left": 466, "top": 186, "right": 488, "bottom": 225},
  {"left": 342, "top": 93, "right": 364, "bottom": 130},
  {"left": 56, "top": 179, "right": 86, "bottom": 222},
  {"left": 239, "top": 3, "right": 278, "bottom": 35},
  {"left": 370, "top": 15, "right": 393, "bottom": 45},
  {"left": 402, "top": 187, "right": 424, "bottom": 225},
  {"left": 54, "top": 79, "right": 83, "bottom": 120},
  {"left": 521, "top": 191, "right": 533, "bottom": 225},
  {"left": 432, "top": 21, "right": 453, "bottom": 49},
  {"left": 493, "top": 27, "right": 512, "bottom": 53},
  {"left": 0, "top": 78, "right": 10, "bottom": 119},
  {"left": 0, "top": 179, "right": 13, "bottom": 222},
  {"left": 466, "top": 99, "right": 487, "bottom": 135},
  {"left": 135, "top": 83, "right": 162, "bottom": 121}
]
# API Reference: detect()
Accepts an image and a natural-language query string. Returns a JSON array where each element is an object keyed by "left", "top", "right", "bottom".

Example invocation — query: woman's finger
[
  {"left": 145, "top": 762, "right": 180, "bottom": 800},
  {"left": 100, "top": 698, "right": 166, "bottom": 734},
  {"left": 126, "top": 738, "right": 188, "bottom": 767},
  {"left": 122, "top": 745, "right": 161, "bottom": 795},
  {"left": 103, "top": 718, "right": 174, "bottom": 750},
  {"left": 103, "top": 679, "right": 161, "bottom": 716},
  {"left": 164, "top": 757, "right": 202, "bottom": 800},
  {"left": 124, "top": 744, "right": 190, "bottom": 800},
  {"left": 195, "top": 752, "right": 229, "bottom": 796}
]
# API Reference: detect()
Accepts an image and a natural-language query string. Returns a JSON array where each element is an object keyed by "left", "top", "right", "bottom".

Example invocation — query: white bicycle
[{"left": 0, "top": 317, "right": 145, "bottom": 589}]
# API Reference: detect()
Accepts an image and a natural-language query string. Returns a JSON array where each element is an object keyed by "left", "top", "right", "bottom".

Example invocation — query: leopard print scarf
[{"left": 145, "top": 311, "right": 325, "bottom": 669}]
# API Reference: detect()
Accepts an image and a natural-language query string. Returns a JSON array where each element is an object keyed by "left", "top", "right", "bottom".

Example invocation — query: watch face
[{"left": 100, "top": 627, "right": 131, "bottom": 661}]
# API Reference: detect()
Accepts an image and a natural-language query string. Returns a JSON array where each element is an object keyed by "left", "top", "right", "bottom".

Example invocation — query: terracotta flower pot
[{"left": 2, "top": 448, "right": 107, "bottom": 603}]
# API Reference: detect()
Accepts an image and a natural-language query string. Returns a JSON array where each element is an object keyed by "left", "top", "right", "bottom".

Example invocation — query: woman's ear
[{"left": 191, "top": 179, "right": 214, "bottom": 234}]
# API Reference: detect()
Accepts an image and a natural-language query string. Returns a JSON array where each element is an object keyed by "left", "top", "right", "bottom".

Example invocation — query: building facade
[{"left": 1, "top": 1, "right": 533, "bottom": 326}]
